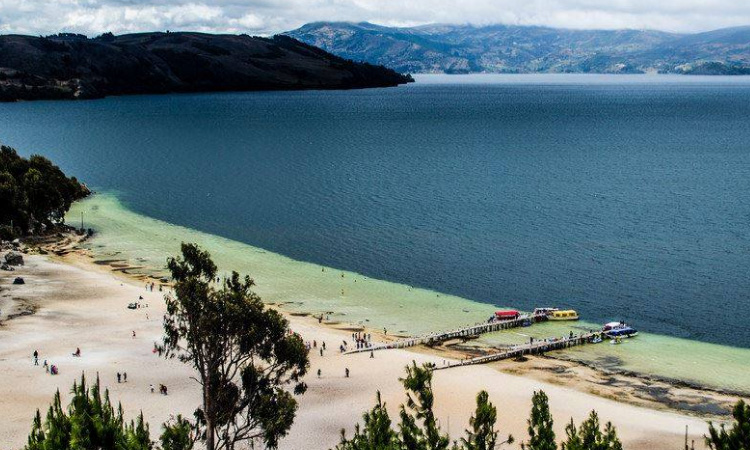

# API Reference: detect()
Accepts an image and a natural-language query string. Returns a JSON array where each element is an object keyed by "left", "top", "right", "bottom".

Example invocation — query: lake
[{"left": 1, "top": 74, "right": 749, "bottom": 356}]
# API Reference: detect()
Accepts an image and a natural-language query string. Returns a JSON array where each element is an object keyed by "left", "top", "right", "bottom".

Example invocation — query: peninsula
[{"left": 0, "top": 32, "right": 413, "bottom": 102}]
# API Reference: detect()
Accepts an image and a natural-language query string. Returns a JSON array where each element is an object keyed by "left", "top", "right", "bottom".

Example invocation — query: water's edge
[{"left": 66, "top": 192, "right": 750, "bottom": 395}]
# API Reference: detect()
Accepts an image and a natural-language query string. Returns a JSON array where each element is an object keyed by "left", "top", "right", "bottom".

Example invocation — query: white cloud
[{"left": 1, "top": 0, "right": 750, "bottom": 36}]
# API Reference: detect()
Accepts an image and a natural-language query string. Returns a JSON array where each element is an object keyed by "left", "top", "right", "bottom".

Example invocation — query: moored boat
[
  {"left": 533, "top": 307, "right": 559, "bottom": 316},
  {"left": 602, "top": 321, "right": 638, "bottom": 338},
  {"left": 548, "top": 309, "right": 579, "bottom": 321},
  {"left": 495, "top": 309, "right": 521, "bottom": 321}
]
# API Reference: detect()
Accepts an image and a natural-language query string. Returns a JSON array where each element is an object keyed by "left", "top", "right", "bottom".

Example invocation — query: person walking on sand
[
  {"left": 370, "top": 350, "right": 374, "bottom": 359},
  {"left": 123, "top": 372, "right": 127, "bottom": 382},
  {"left": 317, "top": 368, "right": 321, "bottom": 378},
  {"left": 33, "top": 350, "right": 39, "bottom": 365},
  {"left": 319, "top": 348, "right": 323, "bottom": 357},
  {"left": 117, "top": 372, "right": 121, "bottom": 383},
  {"left": 345, "top": 368, "right": 350, "bottom": 378}
]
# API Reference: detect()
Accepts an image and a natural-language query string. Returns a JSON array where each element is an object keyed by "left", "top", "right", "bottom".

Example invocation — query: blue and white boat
[{"left": 602, "top": 321, "right": 638, "bottom": 338}]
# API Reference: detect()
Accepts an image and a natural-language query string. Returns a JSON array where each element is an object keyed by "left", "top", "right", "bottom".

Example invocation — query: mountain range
[
  {"left": 285, "top": 22, "right": 750, "bottom": 74},
  {"left": 0, "top": 32, "right": 413, "bottom": 101}
]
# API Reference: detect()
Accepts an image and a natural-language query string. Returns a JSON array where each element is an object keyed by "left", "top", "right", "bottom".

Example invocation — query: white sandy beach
[{"left": 0, "top": 253, "right": 713, "bottom": 450}]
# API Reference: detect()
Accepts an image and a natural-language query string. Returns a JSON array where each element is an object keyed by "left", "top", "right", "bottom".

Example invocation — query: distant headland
[
  {"left": 286, "top": 22, "right": 750, "bottom": 75},
  {"left": 0, "top": 32, "right": 414, "bottom": 102}
]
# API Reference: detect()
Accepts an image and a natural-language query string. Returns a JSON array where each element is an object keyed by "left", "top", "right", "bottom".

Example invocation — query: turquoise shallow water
[{"left": 68, "top": 193, "right": 750, "bottom": 394}]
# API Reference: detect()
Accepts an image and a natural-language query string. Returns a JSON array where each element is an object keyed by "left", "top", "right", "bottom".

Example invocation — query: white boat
[{"left": 602, "top": 321, "right": 638, "bottom": 338}]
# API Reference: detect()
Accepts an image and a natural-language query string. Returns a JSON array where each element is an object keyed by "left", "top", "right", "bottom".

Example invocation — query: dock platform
[
  {"left": 433, "top": 332, "right": 600, "bottom": 370},
  {"left": 345, "top": 312, "right": 548, "bottom": 355}
]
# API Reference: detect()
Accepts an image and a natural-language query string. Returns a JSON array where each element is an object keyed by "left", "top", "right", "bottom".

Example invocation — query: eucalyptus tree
[{"left": 161, "top": 243, "right": 309, "bottom": 450}]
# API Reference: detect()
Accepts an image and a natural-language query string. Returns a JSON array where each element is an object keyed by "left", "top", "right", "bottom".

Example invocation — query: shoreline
[
  {"left": 7, "top": 231, "right": 746, "bottom": 419},
  {"left": 0, "top": 235, "right": 737, "bottom": 450}
]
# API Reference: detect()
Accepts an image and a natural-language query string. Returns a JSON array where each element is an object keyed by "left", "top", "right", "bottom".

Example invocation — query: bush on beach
[{"left": 0, "top": 145, "right": 89, "bottom": 236}]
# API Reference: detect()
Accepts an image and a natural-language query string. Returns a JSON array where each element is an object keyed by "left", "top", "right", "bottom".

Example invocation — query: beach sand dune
[{"left": 0, "top": 255, "right": 710, "bottom": 449}]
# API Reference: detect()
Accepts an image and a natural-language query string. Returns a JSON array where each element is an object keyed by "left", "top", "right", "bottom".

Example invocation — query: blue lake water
[{"left": 2, "top": 74, "right": 749, "bottom": 348}]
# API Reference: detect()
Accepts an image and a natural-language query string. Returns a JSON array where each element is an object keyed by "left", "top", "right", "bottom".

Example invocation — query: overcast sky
[{"left": 2, "top": 0, "right": 750, "bottom": 36}]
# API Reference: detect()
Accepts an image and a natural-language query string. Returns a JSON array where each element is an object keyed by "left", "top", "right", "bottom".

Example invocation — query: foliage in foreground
[
  {"left": 334, "top": 361, "right": 514, "bottom": 450},
  {"left": 160, "top": 243, "right": 309, "bottom": 450},
  {"left": 706, "top": 400, "right": 750, "bottom": 450},
  {"left": 24, "top": 373, "right": 192, "bottom": 450},
  {"left": 334, "top": 361, "right": 627, "bottom": 450},
  {"left": 0, "top": 145, "right": 89, "bottom": 238}
]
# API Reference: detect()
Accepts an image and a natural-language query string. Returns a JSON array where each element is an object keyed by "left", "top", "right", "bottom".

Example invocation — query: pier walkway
[
  {"left": 344, "top": 313, "right": 548, "bottom": 355},
  {"left": 433, "top": 332, "right": 600, "bottom": 370}
]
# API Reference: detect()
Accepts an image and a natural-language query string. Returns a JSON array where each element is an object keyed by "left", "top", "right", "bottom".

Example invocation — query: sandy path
[{"left": 0, "top": 255, "right": 710, "bottom": 449}]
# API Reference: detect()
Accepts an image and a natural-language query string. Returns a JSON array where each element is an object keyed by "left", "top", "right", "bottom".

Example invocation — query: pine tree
[
  {"left": 460, "top": 390, "right": 513, "bottom": 450},
  {"left": 523, "top": 391, "right": 556, "bottom": 450},
  {"left": 335, "top": 392, "right": 398, "bottom": 450},
  {"left": 160, "top": 415, "right": 195, "bottom": 450},
  {"left": 23, "top": 373, "right": 152, "bottom": 450},
  {"left": 706, "top": 400, "right": 750, "bottom": 450},
  {"left": 561, "top": 411, "right": 622, "bottom": 450},
  {"left": 26, "top": 410, "right": 46, "bottom": 450},
  {"left": 400, "top": 362, "right": 450, "bottom": 450}
]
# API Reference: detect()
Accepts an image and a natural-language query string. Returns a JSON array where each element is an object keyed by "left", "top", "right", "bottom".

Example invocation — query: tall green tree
[
  {"left": 160, "top": 415, "right": 195, "bottom": 450},
  {"left": 523, "top": 391, "right": 556, "bottom": 450},
  {"left": 460, "top": 390, "right": 513, "bottom": 450},
  {"left": 334, "top": 392, "right": 399, "bottom": 450},
  {"left": 160, "top": 243, "right": 309, "bottom": 450},
  {"left": 706, "top": 400, "right": 750, "bottom": 450},
  {"left": 336, "top": 363, "right": 515, "bottom": 450},
  {"left": 25, "top": 374, "right": 152, "bottom": 450},
  {"left": 561, "top": 411, "right": 622, "bottom": 450},
  {"left": 399, "top": 362, "right": 450, "bottom": 450}
]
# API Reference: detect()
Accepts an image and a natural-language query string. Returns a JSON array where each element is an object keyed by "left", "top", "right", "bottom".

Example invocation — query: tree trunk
[{"left": 205, "top": 387, "right": 215, "bottom": 450}]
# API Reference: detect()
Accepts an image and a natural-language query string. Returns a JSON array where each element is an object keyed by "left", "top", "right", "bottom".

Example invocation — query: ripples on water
[{"left": 1, "top": 74, "right": 749, "bottom": 350}]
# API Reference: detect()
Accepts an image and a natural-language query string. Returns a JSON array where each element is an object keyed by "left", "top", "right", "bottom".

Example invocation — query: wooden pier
[
  {"left": 345, "top": 313, "right": 548, "bottom": 355},
  {"left": 433, "top": 332, "right": 600, "bottom": 370}
]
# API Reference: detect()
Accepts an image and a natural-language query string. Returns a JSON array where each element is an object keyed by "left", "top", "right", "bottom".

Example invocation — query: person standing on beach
[
  {"left": 319, "top": 348, "right": 323, "bottom": 357},
  {"left": 33, "top": 350, "right": 39, "bottom": 365},
  {"left": 345, "top": 368, "right": 349, "bottom": 378},
  {"left": 317, "top": 368, "right": 321, "bottom": 378},
  {"left": 123, "top": 372, "right": 127, "bottom": 382},
  {"left": 117, "top": 372, "right": 121, "bottom": 383},
  {"left": 370, "top": 350, "right": 374, "bottom": 358}
]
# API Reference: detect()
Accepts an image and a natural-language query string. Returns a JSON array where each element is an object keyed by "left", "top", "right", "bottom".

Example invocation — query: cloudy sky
[{"left": 2, "top": 0, "right": 750, "bottom": 36}]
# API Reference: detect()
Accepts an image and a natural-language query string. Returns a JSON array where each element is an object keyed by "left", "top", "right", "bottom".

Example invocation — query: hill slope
[
  {"left": 0, "top": 32, "right": 413, "bottom": 101},
  {"left": 285, "top": 22, "right": 750, "bottom": 74}
]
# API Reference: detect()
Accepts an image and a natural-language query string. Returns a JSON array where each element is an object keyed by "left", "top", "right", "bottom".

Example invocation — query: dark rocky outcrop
[{"left": 0, "top": 32, "right": 413, "bottom": 101}]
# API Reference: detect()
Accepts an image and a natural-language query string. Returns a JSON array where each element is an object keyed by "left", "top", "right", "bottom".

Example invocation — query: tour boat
[
  {"left": 602, "top": 321, "right": 638, "bottom": 338},
  {"left": 495, "top": 309, "right": 521, "bottom": 321},
  {"left": 548, "top": 309, "right": 579, "bottom": 321},
  {"left": 532, "top": 307, "right": 559, "bottom": 316}
]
